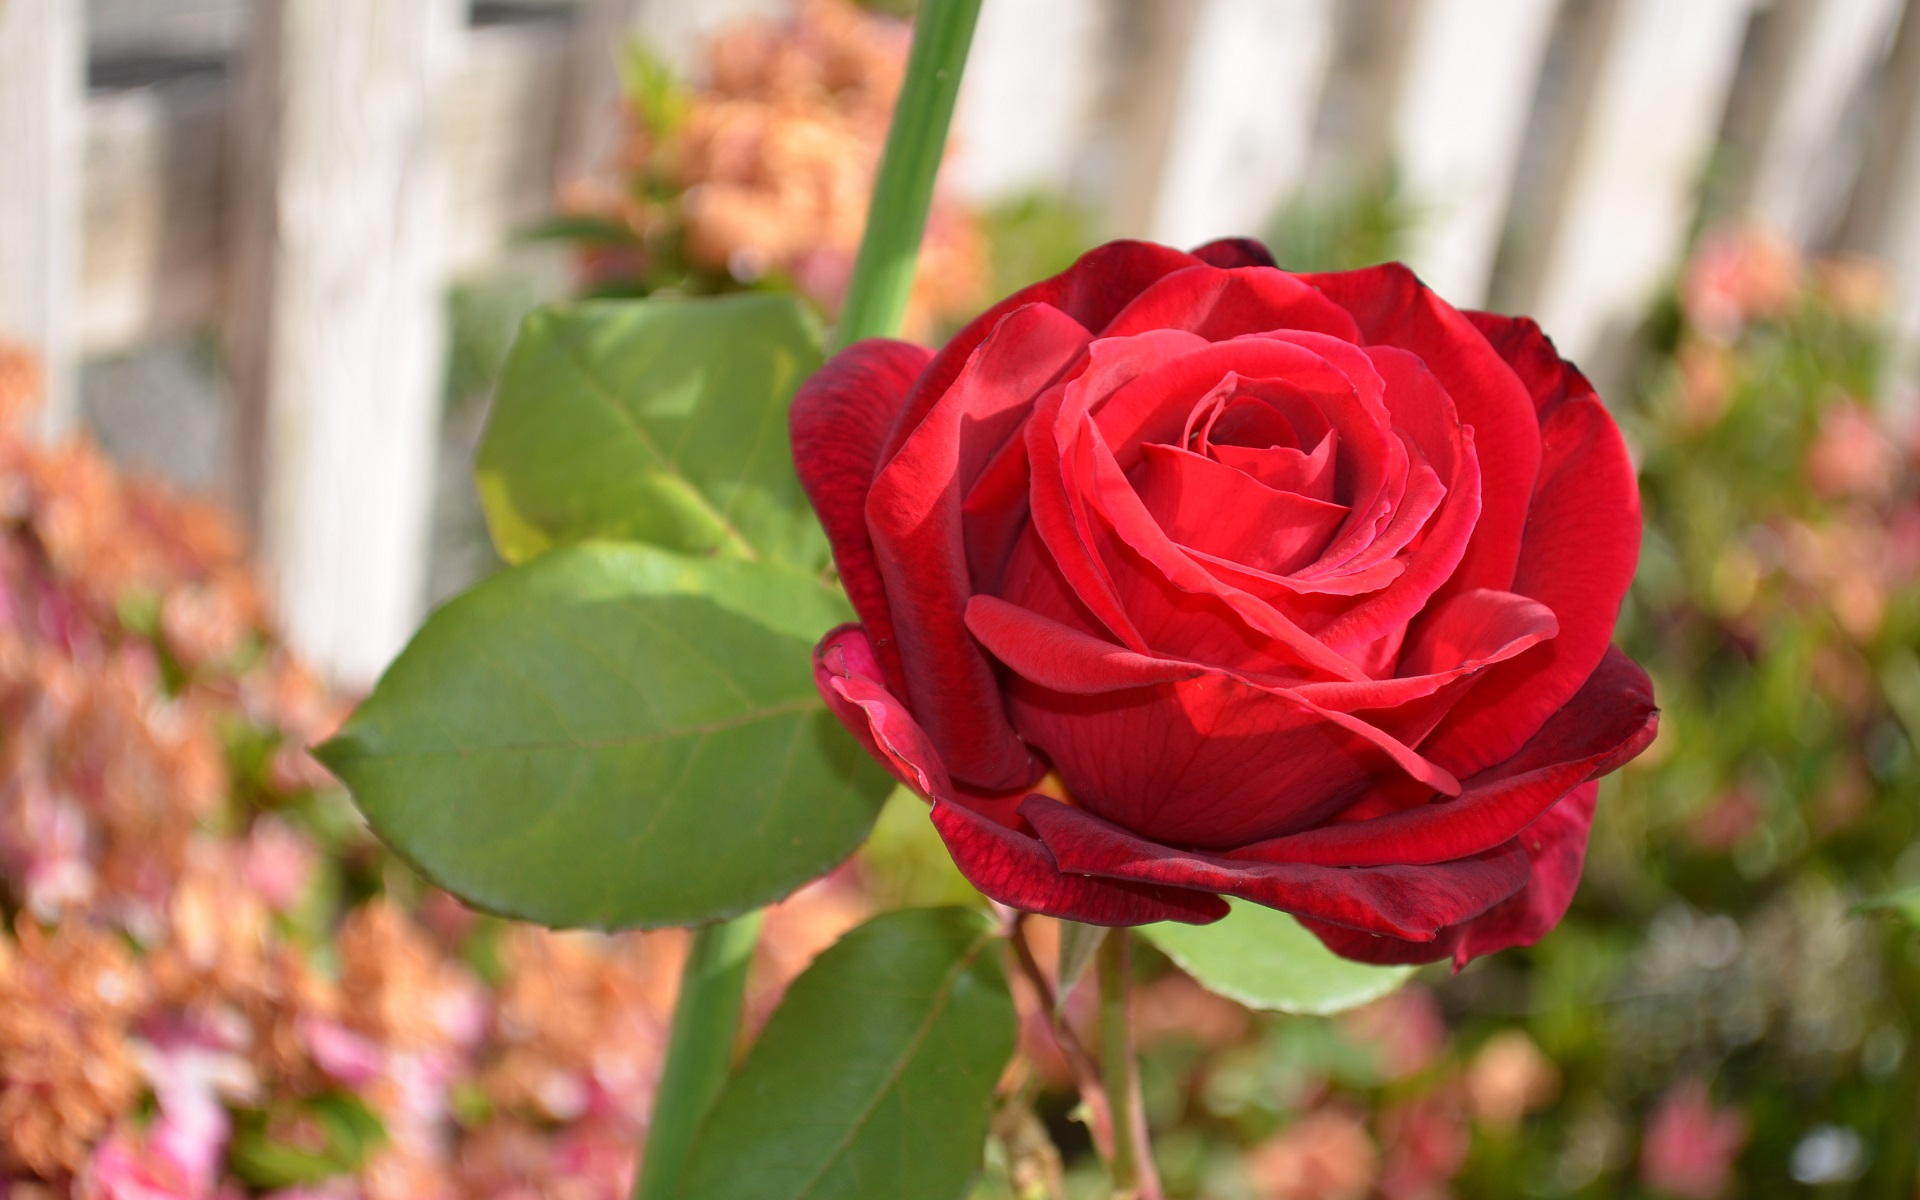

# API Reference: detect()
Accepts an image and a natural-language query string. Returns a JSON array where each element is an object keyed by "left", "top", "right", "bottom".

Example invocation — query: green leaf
[
  {"left": 517, "top": 213, "right": 645, "bottom": 246},
  {"left": 475, "top": 294, "right": 828, "bottom": 570},
  {"left": 1858, "top": 884, "right": 1920, "bottom": 927},
  {"left": 678, "top": 907, "right": 1017, "bottom": 1200},
  {"left": 230, "top": 1093, "right": 387, "bottom": 1188},
  {"left": 316, "top": 542, "right": 889, "bottom": 929},
  {"left": 1053, "top": 920, "right": 1105, "bottom": 1014},
  {"left": 1139, "top": 899, "right": 1414, "bottom": 1016}
]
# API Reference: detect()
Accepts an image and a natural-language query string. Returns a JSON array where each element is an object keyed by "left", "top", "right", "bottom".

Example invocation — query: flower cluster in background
[
  {"left": 562, "top": 0, "right": 985, "bottom": 342},
  {"left": 0, "top": 344, "right": 871, "bottom": 1200}
]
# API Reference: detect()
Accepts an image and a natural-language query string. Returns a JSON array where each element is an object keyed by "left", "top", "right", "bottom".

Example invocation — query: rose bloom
[{"left": 796, "top": 240, "right": 1657, "bottom": 964}]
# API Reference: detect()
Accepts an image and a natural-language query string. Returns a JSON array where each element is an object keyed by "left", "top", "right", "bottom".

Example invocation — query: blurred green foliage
[{"left": 1265, "top": 170, "right": 1413, "bottom": 275}]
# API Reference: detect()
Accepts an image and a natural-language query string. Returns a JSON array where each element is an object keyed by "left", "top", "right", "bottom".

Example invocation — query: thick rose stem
[
  {"left": 629, "top": 6, "right": 981, "bottom": 1197},
  {"left": 831, "top": 0, "right": 984, "bottom": 350},
  {"left": 631, "top": 911, "right": 763, "bottom": 1200}
]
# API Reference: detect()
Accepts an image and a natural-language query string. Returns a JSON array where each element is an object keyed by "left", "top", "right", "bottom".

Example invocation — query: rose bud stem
[
  {"left": 628, "top": 4, "right": 982, "bottom": 1198},
  {"left": 1006, "top": 912, "right": 1119, "bottom": 1161},
  {"left": 1099, "top": 928, "right": 1163, "bottom": 1199}
]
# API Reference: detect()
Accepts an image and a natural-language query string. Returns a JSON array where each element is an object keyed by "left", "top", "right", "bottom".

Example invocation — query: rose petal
[
  {"left": 1303, "top": 263, "right": 1539, "bottom": 598},
  {"left": 876, "top": 241, "right": 1202, "bottom": 468},
  {"left": 1024, "top": 796, "right": 1530, "bottom": 940},
  {"left": 812, "top": 625, "right": 1224, "bottom": 926},
  {"left": 1133, "top": 443, "right": 1350, "bottom": 574},
  {"left": 930, "top": 800, "right": 1229, "bottom": 926},
  {"left": 969, "top": 596, "right": 1462, "bottom": 846},
  {"left": 1101, "top": 263, "right": 1363, "bottom": 343},
  {"left": 1235, "top": 647, "right": 1654, "bottom": 867},
  {"left": 1288, "top": 589, "right": 1559, "bottom": 713},
  {"left": 813, "top": 624, "right": 955, "bottom": 801},
  {"left": 866, "top": 303, "right": 1091, "bottom": 789},
  {"left": 791, "top": 338, "right": 934, "bottom": 694},
  {"left": 1190, "top": 237, "right": 1279, "bottom": 269},
  {"left": 1307, "top": 347, "right": 1483, "bottom": 655},
  {"left": 1211, "top": 428, "right": 1339, "bottom": 499},
  {"left": 1423, "top": 394, "right": 1642, "bottom": 775},
  {"left": 961, "top": 329, "right": 1209, "bottom": 594},
  {"left": 1299, "top": 781, "right": 1599, "bottom": 966}
]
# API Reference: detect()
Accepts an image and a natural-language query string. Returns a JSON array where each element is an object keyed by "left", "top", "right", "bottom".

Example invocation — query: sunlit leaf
[
  {"left": 318, "top": 542, "right": 888, "bottom": 929},
  {"left": 1140, "top": 899, "right": 1413, "bottom": 1016},
  {"left": 678, "top": 907, "right": 1016, "bottom": 1200},
  {"left": 476, "top": 294, "right": 827, "bottom": 570}
]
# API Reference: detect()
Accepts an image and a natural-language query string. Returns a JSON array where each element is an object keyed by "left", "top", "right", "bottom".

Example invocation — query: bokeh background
[{"left": 3, "top": 0, "right": 1920, "bottom": 1196}]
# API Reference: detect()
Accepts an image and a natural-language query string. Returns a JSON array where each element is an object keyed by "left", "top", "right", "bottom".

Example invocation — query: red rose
[{"left": 794, "top": 239, "right": 1657, "bottom": 965}]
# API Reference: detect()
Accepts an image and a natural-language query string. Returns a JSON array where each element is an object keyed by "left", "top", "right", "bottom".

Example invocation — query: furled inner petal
[
  {"left": 1212, "top": 429, "right": 1338, "bottom": 500},
  {"left": 1132, "top": 443, "right": 1350, "bottom": 575}
]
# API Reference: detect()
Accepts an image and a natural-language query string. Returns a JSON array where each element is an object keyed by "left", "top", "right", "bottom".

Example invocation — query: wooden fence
[{"left": 3, "top": 0, "right": 1919, "bottom": 685}]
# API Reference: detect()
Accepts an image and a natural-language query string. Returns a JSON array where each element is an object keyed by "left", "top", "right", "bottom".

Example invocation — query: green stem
[
  {"left": 1098, "top": 929, "right": 1160, "bottom": 1200},
  {"left": 631, "top": 911, "right": 763, "bottom": 1200},
  {"left": 631, "top": 9, "right": 980, "bottom": 1197},
  {"left": 831, "top": 0, "right": 985, "bottom": 351}
]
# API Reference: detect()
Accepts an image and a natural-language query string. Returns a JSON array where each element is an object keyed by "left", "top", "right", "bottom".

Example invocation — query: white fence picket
[
  {"left": 0, "top": 0, "right": 84, "bottom": 435},
  {"left": 1846, "top": 0, "right": 1920, "bottom": 353},
  {"left": 227, "top": 0, "right": 465, "bottom": 688},
  {"left": 1741, "top": 0, "right": 1903, "bottom": 243},
  {"left": 1525, "top": 0, "right": 1755, "bottom": 366},
  {"left": 1147, "top": 0, "right": 1336, "bottom": 249},
  {"left": 1391, "top": 0, "right": 1561, "bottom": 308},
  {"left": 949, "top": 0, "right": 1106, "bottom": 202}
]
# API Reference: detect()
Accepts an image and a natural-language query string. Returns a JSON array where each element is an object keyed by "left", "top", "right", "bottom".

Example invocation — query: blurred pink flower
[
  {"left": 1806, "top": 403, "right": 1898, "bottom": 501},
  {"left": 1465, "top": 1032, "right": 1558, "bottom": 1131},
  {"left": 300, "top": 1017, "right": 384, "bottom": 1087},
  {"left": 1641, "top": 1078, "right": 1747, "bottom": 1198},
  {"left": 1683, "top": 222, "right": 1800, "bottom": 341},
  {"left": 239, "top": 817, "right": 315, "bottom": 915},
  {"left": 1687, "top": 787, "right": 1763, "bottom": 853},
  {"left": 84, "top": 1025, "right": 256, "bottom": 1200},
  {"left": 1377, "top": 1090, "right": 1470, "bottom": 1200},
  {"left": 1340, "top": 984, "right": 1446, "bottom": 1081},
  {"left": 1246, "top": 1108, "right": 1379, "bottom": 1200}
]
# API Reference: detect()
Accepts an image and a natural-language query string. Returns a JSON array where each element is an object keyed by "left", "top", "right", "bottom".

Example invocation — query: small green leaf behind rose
[
  {"left": 1856, "top": 884, "right": 1920, "bottom": 928},
  {"left": 1139, "top": 899, "right": 1414, "bottom": 1016},
  {"left": 475, "top": 294, "right": 829, "bottom": 572},
  {"left": 229, "top": 1092, "right": 386, "bottom": 1189},
  {"left": 675, "top": 906, "right": 1017, "bottom": 1200},
  {"left": 1052, "top": 919, "right": 1106, "bottom": 1015},
  {"left": 315, "top": 542, "right": 890, "bottom": 930}
]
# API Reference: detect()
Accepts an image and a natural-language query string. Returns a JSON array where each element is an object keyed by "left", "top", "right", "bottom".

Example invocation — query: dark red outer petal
[
  {"left": 930, "top": 800, "right": 1230, "bottom": 926},
  {"left": 791, "top": 339, "right": 933, "bottom": 696},
  {"left": 812, "top": 624, "right": 1226, "bottom": 927},
  {"left": 866, "top": 303, "right": 1091, "bottom": 790},
  {"left": 1300, "top": 780, "right": 1601, "bottom": 966},
  {"left": 1230, "top": 647, "right": 1656, "bottom": 867},
  {"left": 1096, "top": 265, "right": 1362, "bottom": 343},
  {"left": 1190, "top": 237, "right": 1279, "bottom": 269},
  {"left": 1423, "top": 395, "right": 1643, "bottom": 776},
  {"left": 1024, "top": 796, "right": 1530, "bottom": 941},
  {"left": 874, "top": 241, "right": 1203, "bottom": 471},
  {"left": 1466, "top": 309, "right": 1587, "bottom": 423}
]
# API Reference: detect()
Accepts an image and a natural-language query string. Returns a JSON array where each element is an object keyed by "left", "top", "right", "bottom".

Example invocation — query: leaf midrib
[
  {"left": 551, "top": 318, "right": 761, "bottom": 561},
  {"left": 783, "top": 930, "right": 996, "bottom": 1200},
  {"left": 338, "top": 696, "right": 822, "bottom": 760}
]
